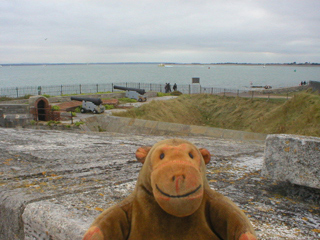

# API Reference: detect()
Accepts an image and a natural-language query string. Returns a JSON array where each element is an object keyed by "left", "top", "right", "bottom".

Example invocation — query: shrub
[
  {"left": 51, "top": 105, "right": 60, "bottom": 111},
  {"left": 75, "top": 106, "right": 82, "bottom": 113},
  {"left": 171, "top": 91, "right": 183, "bottom": 96},
  {"left": 74, "top": 121, "right": 84, "bottom": 126},
  {"left": 68, "top": 111, "right": 77, "bottom": 117},
  {"left": 47, "top": 120, "right": 61, "bottom": 126},
  {"left": 119, "top": 97, "right": 137, "bottom": 103},
  {"left": 157, "top": 92, "right": 171, "bottom": 97},
  {"left": 104, "top": 104, "right": 115, "bottom": 110}
]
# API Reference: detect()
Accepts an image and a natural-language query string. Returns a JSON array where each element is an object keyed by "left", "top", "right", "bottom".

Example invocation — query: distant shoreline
[{"left": 1, "top": 62, "right": 320, "bottom": 67}]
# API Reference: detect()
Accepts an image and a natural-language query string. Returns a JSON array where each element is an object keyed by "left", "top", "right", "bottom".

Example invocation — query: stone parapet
[
  {"left": 0, "top": 129, "right": 319, "bottom": 239},
  {"left": 0, "top": 104, "right": 32, "bottom": 127},
  {"left": 261, "top": 134, "right": 320, "bottom": 189}
]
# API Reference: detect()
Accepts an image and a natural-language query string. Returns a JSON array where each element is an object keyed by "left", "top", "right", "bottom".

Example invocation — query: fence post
[
  {"left": 96, "top": 84, "right": 99, "bottom": 93},
  {"left": 16, "top": 87, "right": 19, "bottom": 98},
  {"left": 112, "top": 83, "right": 114, "bottom": 92},
  {"left": 37, "top": 86, "right": 42, "bottom": 95},
  {"left": 237, "top": 89, "right": 239, "bottom": 97},
  {"left": 60, "top": 85, "right": 63, "bottom": 95},
  {"left": 80, "top": 84, "right": 82, "bottom": 94},
  {"left": 251, "top": 91, "right": 254, "bottom": 100}
]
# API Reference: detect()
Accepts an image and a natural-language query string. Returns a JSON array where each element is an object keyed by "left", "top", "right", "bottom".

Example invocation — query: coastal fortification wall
[
  {"left": 309, "top": 80, "right": 320, "bottom": 92},
  {"left": 81, "top": 115, "right": 267, "bottom": 142},
  {"left": 0, "top": 104, "right": 32, "bottom": 127}
]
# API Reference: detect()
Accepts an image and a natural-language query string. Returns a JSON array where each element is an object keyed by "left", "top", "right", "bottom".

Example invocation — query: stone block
[{"left": 261, "top": 134, "right": 320, "bottom": 189}]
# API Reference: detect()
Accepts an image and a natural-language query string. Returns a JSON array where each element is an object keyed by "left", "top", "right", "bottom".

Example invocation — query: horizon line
[{"left": 1, "top": 62, "right": 319, "bottom": 66}]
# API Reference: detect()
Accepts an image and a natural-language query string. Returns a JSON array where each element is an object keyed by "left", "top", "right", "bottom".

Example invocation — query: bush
[
  {"left": 47, "top": 120, "right": 61, "bottom": 126},
  {"left": 104, "top": 104, "right": 115, "bottom": 110},
  {"left": 68, "top": 111, "right": 77, "bottom": 117},
  {"left": 51, "top": 105, "right": 60, "bottom": 111},
  {"left": 157, "top": 92, "right": 171, "bottom": 97},
  {"left": 75, "top": 106, "right": 82, "bottom": 113},
  {"left": 171, "top": 91, "right": 183, "bottom": 96},
  {"left": 119, "top": 97, "right": 137, "bottom": 103},
  {"left": 74, "top": 121, "right": 84, "bottom": 126}
]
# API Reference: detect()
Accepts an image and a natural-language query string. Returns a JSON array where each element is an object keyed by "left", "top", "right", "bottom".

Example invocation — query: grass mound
[{"left": 113, "top": 91, "right": 320, "bottom": 137}]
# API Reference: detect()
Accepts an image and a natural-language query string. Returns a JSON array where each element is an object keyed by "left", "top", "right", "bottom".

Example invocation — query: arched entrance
[
  {"left": 37, "top": 99, "right": 47, "bottom": 121},
  {"left": 29, "top": 96, "right": 51, "bottom": 121}
]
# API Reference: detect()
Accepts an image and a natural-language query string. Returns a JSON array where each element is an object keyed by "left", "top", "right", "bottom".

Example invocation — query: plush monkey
[{"left": 83, "top": 139, "right": 257, "bottom": 240}]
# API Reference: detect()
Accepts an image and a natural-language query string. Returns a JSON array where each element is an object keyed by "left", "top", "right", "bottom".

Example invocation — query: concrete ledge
[
  {"left": 261, "top": 134, "right": 320, "bottom": 189},
  {"left": 0, "top": 104, "right": 32, "bottom": 127},
  {"left": 1, "top": 128, "right": 319, "bottom": 239},
  {"left": 81, "top": 115, "right": 267, "bottom": 142},
  {"left": 23, "top": 201, "right": 88, "bottom": 240}
]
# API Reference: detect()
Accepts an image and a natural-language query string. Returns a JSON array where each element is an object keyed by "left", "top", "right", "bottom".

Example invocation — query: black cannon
[
  {"left": 113, "top": 85, "right": 146, "bottom": 95},
  {"left": 113, "top": 85, "right": 147, "bottom": 102},
  {"left": 71, "top": 96, "right": 102, "bottom": 105},
  {"left": 70, "top": 96, "right": 105, "bottom": 114}
]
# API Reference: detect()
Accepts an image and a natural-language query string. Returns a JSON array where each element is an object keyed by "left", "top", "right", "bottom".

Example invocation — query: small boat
[{"left": 251, "top": 85, "right": 272, "bottom": 89}]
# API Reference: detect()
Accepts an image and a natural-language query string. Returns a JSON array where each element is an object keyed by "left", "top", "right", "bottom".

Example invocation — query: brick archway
[{"left": 29, "top": 96, "right": 51, "bottom": 121}]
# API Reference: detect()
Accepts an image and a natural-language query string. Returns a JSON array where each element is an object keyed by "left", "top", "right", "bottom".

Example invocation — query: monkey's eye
[
  {"left": 160, "top": 153, "right": 165, "bottom": 159},
  {"left": 189, "top": 153, "right": 194, "bottom": 159}
]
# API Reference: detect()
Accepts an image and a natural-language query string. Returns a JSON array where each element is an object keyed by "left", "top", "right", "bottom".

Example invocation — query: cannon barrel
[
  {"left": 113, "top": 85, "right": 146, "bottom": 95},
  {"left": 71, "top": 96, "right": 102, "bottom": 105}
]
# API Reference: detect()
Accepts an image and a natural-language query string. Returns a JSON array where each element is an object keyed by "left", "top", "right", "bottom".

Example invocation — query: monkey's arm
[
  {"left": 206, "top": 190, "right": 257, "bottom": 240},
  {"left": 83, "top": 203, "right": 131, "bottom": 240}
]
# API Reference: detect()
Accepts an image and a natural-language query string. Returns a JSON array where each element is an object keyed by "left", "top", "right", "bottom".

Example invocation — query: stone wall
[
  {"left": 309, "top": 80, "right": 320, "bottom": 92},
  {"left": 261, "top": 134, "right": 320, "bottom": 189},
  {"left": 0, "top": 104, "right": 32, "bottom": 127}
]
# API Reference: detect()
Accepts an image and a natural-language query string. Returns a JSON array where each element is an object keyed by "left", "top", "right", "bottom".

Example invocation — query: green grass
[
  {"left": 119, "top": 97, "right": 137, "bottom": 103},
  {"left": 113, "top": 91, "right": 320, "bottom": 137}
]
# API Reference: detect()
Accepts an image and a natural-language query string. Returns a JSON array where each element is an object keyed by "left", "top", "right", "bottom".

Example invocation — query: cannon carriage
[
  {"left": 113, "top": 85, "right": 147, "bottom": 102},
  {"left": 70, "top": 96, "right": 105, "bottom": 114}
]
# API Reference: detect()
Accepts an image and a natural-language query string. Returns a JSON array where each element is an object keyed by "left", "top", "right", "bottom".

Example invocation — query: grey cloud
[{"left": 1, "top": 0, "right": 320, "bottom": 63}]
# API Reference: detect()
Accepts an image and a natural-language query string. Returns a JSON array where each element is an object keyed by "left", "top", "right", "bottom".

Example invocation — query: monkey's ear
[
  {"left": 135, "top": 146, "right": 152, "bottom": 164},
  {"left": 199, "top": 148, "right": 211, "bottom": 165}
]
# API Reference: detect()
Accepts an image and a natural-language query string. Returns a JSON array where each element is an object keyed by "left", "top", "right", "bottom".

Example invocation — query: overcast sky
[{"left": 1, "top": 0, "right": 320, "bottom": 64}]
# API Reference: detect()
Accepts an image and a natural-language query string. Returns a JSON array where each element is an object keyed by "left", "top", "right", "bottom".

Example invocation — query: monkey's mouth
[{"left": 156, "top": 184, "right": 202, "bottom": 198}]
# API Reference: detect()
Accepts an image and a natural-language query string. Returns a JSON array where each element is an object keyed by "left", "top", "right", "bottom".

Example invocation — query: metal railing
[
  {"left": 0, "top": 81, "right": 304, "bottom": 99},
  {"left": 0, "top": 82, "right": 253, "bottom": 98}
]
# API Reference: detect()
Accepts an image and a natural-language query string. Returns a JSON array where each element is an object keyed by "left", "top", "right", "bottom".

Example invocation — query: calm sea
[{"left": 1, "top": 64, "right": 319, "bottom": 90}]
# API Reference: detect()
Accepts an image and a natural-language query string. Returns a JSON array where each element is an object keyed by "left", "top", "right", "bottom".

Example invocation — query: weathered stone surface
[
  {"left": 262, "top": 134, "right": 320, "bottom": 189},
  {"left": 0, "top": 128, "right": 319, "bottom": 239}
]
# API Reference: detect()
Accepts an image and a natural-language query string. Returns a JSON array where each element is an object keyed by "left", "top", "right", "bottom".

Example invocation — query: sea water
[{"left": 0, "top": 64, "right": 319, "bottom": 89}]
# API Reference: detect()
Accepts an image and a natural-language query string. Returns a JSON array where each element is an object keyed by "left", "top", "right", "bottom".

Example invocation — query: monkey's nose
[{"left": 172, "top": 174, "right": 186, "bottom": 182}]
